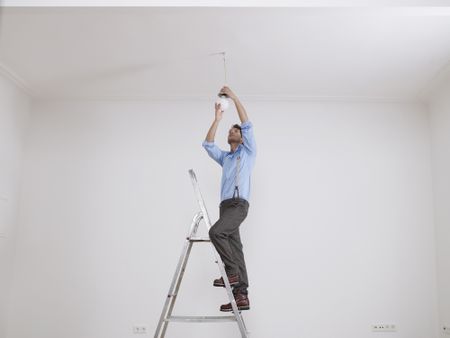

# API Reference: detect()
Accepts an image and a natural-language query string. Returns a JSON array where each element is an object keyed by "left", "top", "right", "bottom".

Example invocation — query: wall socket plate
[
  {"left": 443, "top": 326, "right": 450, "bottom": 335},
  {"left": 371, "top": 324, "right": 397, "bottom": 332},
  {"left": 133, "top": 325, "right": 148, "bottom": 334}
]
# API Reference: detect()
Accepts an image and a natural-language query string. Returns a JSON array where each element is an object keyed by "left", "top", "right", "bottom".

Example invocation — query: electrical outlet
[
  {"left": 443, "top": 326, "right": 450, "bottom": 335},
  {"left": 133, "top": 325, "right": 148, "bottom": 334},
  {"left": 371, "top": 324, "right": 397, "bottom": 332}
]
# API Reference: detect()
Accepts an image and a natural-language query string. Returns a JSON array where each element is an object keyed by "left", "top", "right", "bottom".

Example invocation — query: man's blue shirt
[{"left": 202, "top": 120, "right": 257, "bottom": 203}]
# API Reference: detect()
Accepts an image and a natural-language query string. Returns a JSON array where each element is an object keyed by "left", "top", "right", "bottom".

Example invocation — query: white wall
[
  {"left": 0, "top": 73, "right": 31, "bottom": 338},
  {"left": 429, "top": 80, "right": 450, "bottom": 337},
  {"left": 6, "top": 99, "right": 438, "bottom": 338}
]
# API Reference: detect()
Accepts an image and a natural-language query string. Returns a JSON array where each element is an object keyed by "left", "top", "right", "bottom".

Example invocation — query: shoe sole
[
  {"left": 220, "top": 306, "right": 250, "bottom": 312},
  {"left": 213, "top": 281, "right": 239, "bottom": 287}
]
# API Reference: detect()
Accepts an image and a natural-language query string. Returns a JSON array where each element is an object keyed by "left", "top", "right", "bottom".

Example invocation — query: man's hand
[
  {"left": 219, "top": 86, "right": 248, "bottom": 123},
  {"left": 215, "top": 102, "right": 224, "bottom": 121},
  {"left": 205, "top": 103, "right": 223, "bottom": 142},
  {"left": 219, "top": 86, "right": 237, "bottom": 101}
]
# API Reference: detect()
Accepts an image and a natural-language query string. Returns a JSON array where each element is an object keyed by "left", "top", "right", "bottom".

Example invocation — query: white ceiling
[{"left": 1, "top": 6, "right": 450, "bottom": 101}]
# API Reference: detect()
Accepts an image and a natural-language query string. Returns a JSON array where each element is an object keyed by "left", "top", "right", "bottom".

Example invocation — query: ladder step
[
  {"left": 187, "top": 237, "right": 211, "bottom": 242},
  {"left": 166, "top": 315, "right": 237, "bottom": 323}
]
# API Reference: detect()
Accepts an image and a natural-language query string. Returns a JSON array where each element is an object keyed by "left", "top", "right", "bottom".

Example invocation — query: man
[{"left": 201, "top": 85, "right": 257, "bottom": 312}]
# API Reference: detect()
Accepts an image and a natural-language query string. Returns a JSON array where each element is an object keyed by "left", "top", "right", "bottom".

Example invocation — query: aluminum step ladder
[{"left": 153, "top": 169, "right": 250, "bottom": 338}]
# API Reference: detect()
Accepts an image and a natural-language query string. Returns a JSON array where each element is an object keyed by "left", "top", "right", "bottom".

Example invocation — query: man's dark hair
[{"left": 232, "top": 124, "right": 242, "bottom": 138}]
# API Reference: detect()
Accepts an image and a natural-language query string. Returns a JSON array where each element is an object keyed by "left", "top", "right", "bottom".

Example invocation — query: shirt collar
[{"left": 228, "top": 144, "right": 242, "bottom": 155}]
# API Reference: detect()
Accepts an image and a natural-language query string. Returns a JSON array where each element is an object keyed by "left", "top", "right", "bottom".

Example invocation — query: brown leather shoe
[
  {"left": 213, "top": 274, "right": 239, "bottom": 287},
  {"left": 220, "top": 292, "right": 250, "bottom": 312}
]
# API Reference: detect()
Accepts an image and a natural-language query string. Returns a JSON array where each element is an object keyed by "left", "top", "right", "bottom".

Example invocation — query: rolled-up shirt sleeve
[
  {"left": 202, "top": 140, "right": 226, "bottom": 166},
  {"left": 240, "top": 120, "right": 256, "bottom": 155}
]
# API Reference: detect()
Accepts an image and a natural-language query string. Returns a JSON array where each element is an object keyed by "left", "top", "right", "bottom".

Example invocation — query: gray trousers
[{"left": 208, "top": 197, "right": 250, "bottom": 295}]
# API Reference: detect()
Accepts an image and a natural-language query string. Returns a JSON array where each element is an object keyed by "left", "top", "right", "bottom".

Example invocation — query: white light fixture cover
[{"left": 216, "top": 96, "right": 230, "bottom": 111}]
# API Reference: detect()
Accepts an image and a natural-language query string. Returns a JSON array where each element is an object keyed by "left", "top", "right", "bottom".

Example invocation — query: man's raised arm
[
  {"left": 202, "top": 102, "right": 226, "bottom": 166},
  {"left": 205, "top": 101, "right": 223, "bottom": 141},
  {"left": 219, "top": 86, "right": 256, "bottom": 155}
]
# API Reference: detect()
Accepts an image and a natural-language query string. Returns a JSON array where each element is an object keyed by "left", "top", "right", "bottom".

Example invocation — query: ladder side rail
[
  {"left": 154, "top": 213, "right": 202, "bottom": 338},
  {"left": 189, "top": 169, "right": 213, "bottom": 230},
  {"left": 161, "top": 214, "right": 203, "bottom": 337}
]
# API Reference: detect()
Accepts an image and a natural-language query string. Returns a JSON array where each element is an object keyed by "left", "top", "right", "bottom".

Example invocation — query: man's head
[{"left": 227, "top": 123, "right": 243, "bottom": 145}]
